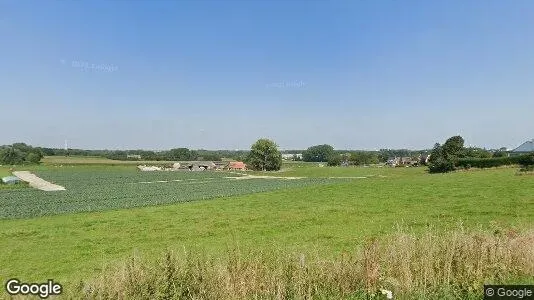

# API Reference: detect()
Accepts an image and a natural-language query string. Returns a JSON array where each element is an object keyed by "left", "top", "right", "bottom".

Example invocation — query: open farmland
[
  {"left": 1, "top": 165, "right": 533, "bottom": 298},
  {"left": 0, "top": 167, "right": 347, "bottom": 219}
]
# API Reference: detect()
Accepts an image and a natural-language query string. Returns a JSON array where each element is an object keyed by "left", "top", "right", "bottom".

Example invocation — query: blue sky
[{"left": 1, "top": 0, "right": 533, "bottom": 150}]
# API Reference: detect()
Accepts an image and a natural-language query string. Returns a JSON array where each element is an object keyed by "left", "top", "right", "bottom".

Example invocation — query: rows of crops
[{"left": 0, "top": 168, "right": 349, "bottom": 219}]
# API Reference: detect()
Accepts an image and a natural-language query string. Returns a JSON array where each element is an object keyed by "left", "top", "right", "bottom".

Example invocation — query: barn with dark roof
[{"left": 511, "top": 139, "right": 534, "bottom": 154}]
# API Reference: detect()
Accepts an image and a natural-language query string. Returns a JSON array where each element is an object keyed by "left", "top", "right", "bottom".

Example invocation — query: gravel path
[{"left": 12, "top": 171, "right": 66, "bottom": 191}]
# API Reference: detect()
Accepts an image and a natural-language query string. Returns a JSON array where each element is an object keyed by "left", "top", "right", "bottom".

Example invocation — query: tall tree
[
  {"left": 428, "top": 136, "right": 465, "bottom": 173},
  {"left": 302, "top": 144, "right": 334, "bottom": 162},
  {"left": 167, "top": 148, "right": 193, "bottom": 161},
  {"left": 247, "top": 139, "right": 282, "bottom": 171},
  {"left": 0, "top": 146, "right": 25, "bottom": 165}
]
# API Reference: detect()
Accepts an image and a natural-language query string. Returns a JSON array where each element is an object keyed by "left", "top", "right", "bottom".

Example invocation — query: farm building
[
  {"left": 228, "top": 161, "right": 246, "bottom": 170},
  {"left": 386, "top": 157, "right": 400, "bottom": 167},
  {"left": 281, "top": 153, "right": 303, "bottom": 160},
  {"left": 420, "top": 154, "right": 431, "bottom": 165},
  {"left": 182, "top": 161, "right": 216, "bottom": 171},
  {"left": 214, "top": 162, "right": 229, "bottom": 170},
  {"left": 511, "top": 139, "right": 534, "bottom": 155},
  {"left": 387, "top": 156, "right": 421, "bottom": 167},
  {"left": 137, "top": 165, "right": 162, "bottom": 171},
  {"left": 2, "top": 176, "right": 21, "bottom": 185}
]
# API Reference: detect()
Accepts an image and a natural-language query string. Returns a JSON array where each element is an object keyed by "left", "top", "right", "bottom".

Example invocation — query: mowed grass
[
  {"left": 0, "top": 166, "right": 11, "bottom": 177},
  {"left": 0, "top": 166, "right": 533, "bottom": 293}
]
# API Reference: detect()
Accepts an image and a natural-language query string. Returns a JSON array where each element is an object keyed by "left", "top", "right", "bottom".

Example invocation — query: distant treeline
[
  {"left": 297, "top": 144, "right": 432, "bottom": 165},
  {"left": 0, "top": 143, "right": 44, "bottom": 165},
  {"left": 38, "top": 148, "right": 250, "bottom": 162},
  {"left": 36, "top": 147, "right": 431, "bottom": 163},
  {"left": 1, "top": 142, "right": 507, "bottom": 167}
]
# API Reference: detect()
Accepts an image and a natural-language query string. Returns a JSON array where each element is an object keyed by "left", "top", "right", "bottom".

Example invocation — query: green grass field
[
  {"left": 1, "top": 164, "right": 533, "bottom": 295},
  {"left": 0, "top": 166, "right": 11, "bottom": 177}
]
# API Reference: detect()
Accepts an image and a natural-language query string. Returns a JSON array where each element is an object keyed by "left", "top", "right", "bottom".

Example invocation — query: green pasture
[{"left": 1, "top": 165, "right": 533, "bottom": 293}]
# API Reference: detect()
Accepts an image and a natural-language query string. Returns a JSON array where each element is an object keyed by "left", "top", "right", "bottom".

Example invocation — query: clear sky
[{"left": 1, "top": 0, "right": 533, "bottom": 150}]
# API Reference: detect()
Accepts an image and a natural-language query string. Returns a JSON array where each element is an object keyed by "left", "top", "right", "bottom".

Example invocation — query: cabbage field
[{"left": 0, "top": 168, "right": 347, "bottom": 219}]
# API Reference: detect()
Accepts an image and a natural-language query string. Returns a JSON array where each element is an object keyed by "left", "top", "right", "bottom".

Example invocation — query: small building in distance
[
  {"left": 511, "top": 139, "right": 534, "bottom": 155},
  {"left": 2, "top": 176, "right": 21, "bottom": 184},
  {"left": 281, "top": 153, "right": 303, "bottom": 160},
  {"left": 386, "top": 157, "right": 400, "bottom": 167},
  {"left": 228, "top": 161, "right": 246, "bottom": 170},
  {"left": 182, "top": 161, "right": 216, "bottom": 171},
  {"left": 127, "top": 154, "right": 142, "bottom": 160},
  {"left": 419, "top": 154, "right": 431, "bottom": 165},
  {"left": 214, "top": 161, "right": 229, "bottom": 170}
]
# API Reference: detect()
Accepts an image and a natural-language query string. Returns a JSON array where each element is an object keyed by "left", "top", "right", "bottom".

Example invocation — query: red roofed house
[{"left": 228, "top": 161, "right": 246, "bottom": 170}]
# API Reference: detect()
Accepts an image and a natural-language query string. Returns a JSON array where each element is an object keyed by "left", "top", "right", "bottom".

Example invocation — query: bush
[
  {"left": 26, "top": 152, "right": 43, "bottom": 164},
  {"left": 327, "top": 155, "right": 342, "bottom": 166},
  {"left": 456, "top": 154, "right": 533, "bottom": 169},
  {"left": 247, "top": 139, "right": 282, "bottom": 171},
  {"left": 428, "top": 136, "right": 465, "bottom": 173}
]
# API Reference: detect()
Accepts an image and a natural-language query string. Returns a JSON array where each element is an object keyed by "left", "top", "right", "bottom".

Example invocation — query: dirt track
[{"left": 12, "top": 171, "right": 66, "bottom": 191}]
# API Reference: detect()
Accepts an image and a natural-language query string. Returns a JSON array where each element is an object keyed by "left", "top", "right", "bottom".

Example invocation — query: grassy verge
[{"left": 71, "top": 228, "right": 534, "bottom": 299}]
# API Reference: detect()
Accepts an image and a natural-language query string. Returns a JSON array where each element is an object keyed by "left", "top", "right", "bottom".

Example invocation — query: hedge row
[{"left": 456, "top": 153, "right": 534, "bottom": 169}]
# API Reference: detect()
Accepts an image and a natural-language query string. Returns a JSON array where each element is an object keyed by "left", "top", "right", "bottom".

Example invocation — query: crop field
[
  {"left": 1, "top": 165, "right": 533, "bottom": 298},
  {"left": 0, "top": 167, "right": 347, "bottom": 219}
]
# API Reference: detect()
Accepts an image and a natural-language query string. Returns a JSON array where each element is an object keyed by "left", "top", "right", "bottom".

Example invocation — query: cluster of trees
[
  {"left": 5, "top": 139, "right": 529, "bottom": 173},
  {"left": 326, "top": 152, "right": 381, "bottom": 166},
  {"left": 300, "top": 145, "right": 427, "bottom": 166},
  {"left": 428, "top": 136, "right": 466, "bottom": 173},
  {"left": 0, "top": 143, "right": 44, "bottom": 165},
  {"left": 246, "top": 139, "right": 282, "bottom": 171},
  {"left": 302, "top": 145, "right": 335, "bottom": 162},
  {"left": 428, "top": 135, "right": 533, "bottom": 173}
]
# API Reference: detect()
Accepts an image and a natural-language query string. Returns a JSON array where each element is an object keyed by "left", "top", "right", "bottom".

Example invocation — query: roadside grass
[
  {"left": 0, "top": 167, "right": 532, "bottom": 294},
  {"left": 73, "top": 228, "right": 534, "bottom": 299}
]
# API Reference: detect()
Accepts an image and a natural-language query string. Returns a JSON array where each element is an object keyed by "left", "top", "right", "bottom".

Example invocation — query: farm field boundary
[
  {"left": 12, "top": 171, "right": 66, "bottom": 191},
  {"left": 0, "top": 168, "right": 352, "bottom": 219}
]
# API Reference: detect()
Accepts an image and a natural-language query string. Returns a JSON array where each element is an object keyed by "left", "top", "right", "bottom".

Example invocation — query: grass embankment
[{"left": 73, "top": 229, "right": 534, "bottom": 299}]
